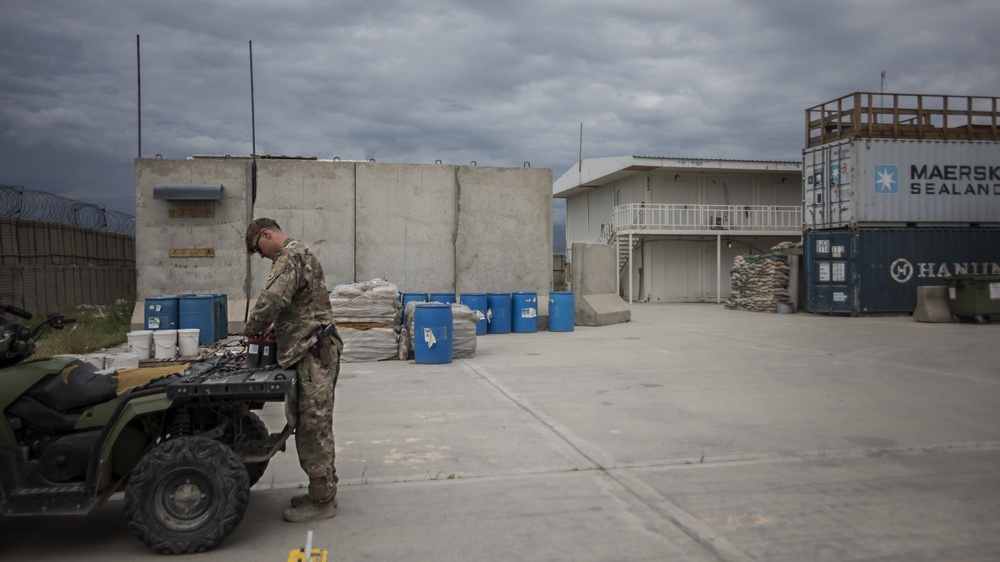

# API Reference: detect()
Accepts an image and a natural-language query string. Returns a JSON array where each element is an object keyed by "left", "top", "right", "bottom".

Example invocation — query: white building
[{"left": 554, "top": 155, "right": 803, "bottom": 303}]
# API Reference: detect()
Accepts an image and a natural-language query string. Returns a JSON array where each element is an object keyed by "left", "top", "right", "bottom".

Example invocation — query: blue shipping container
[{"left": 805, "top": 227, "right": 1000, "bottom": 315}]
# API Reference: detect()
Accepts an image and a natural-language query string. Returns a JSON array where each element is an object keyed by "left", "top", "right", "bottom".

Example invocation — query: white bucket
[
  {"left": 79, "top": 354, "right": 108, "bottom": 369},
  {"left": 106, "top": 352, "right": 140, "bottom": 370},
  {"left": 177, "top": 328, "right": 200, "bottom": 358},
  {"left": 153, "top": 329, "right": 177, "bottom": 360},
  {"left": 127, "top": 330, "right": 153, "bottom": 360}
]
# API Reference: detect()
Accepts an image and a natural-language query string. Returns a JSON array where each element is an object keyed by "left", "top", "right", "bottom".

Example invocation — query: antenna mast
[
  {"left": 249, "top": 40, "right": 257, "bottom": 204},
  {"left": 136, "top": 35, "right": 141, "bottom": 158},
  {"left": 880, "top": 70, "right": 886, "bottom": 122}
]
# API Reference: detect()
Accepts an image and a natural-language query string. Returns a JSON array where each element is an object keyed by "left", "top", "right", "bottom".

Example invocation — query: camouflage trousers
[{"left": 295, "top": 347, "right": 340, "bottom": 502}]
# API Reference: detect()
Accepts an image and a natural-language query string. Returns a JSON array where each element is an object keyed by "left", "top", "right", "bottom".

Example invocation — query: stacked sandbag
[
  {"left": 404, "top": 302, "right": 479, "bottom": 359},
  {"left": 770, "top": 241, "right": 798, "bottom": 253},
  {"left": 450, "top": 304, "right": 479, "bottom": 359},
  {"left": 339, "top": 327, "right": 401, "bottom": 363},
  {"left": 330, "top": 278, "right": 401, "bottom": 325},
  {"left": 330, "top": 279, "right": 402, "bottom": 362},
  {"left": 725, "top": 248, "right": 790, "bottom": 313}
]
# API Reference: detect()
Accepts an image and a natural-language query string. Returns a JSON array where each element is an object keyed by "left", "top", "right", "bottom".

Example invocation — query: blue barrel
[
  {"left": 144, "top": 295, "right": 179, "bottom": 331},
  {"left": 459, "top": 293, "right": 488, "bottom": 335},
  {"left": 486, "top": 292, "right": 512, "bottom": 334},
  {"left": 548, "top": 292, "right": 575, "bottom": 332},
  {"left": 512, "top": 292, "right": 538, "bottom": 333},
  {"left": 413, "top": 303, "right": 453, "bottom": 364},
  {"left": 213, "top": 294, "right": 228, "bottom": 340},
  {"left": 179, "top": 294, "right": 215, "bottom": 345},
  {"left": 429, "top": 292, "right": 456, "bottom": 304},
  {"left": 401, "top": 293, "right": 428, "bottom": 326}
]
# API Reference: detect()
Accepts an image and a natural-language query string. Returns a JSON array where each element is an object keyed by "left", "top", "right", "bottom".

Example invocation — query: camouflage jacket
[{"left": 245, "top": 238, "right": 338, "bottom": 368}]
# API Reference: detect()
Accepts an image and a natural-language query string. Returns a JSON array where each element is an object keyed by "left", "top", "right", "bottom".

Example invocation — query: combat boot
[
  {"left": 283, "top": 497, "right": 336, "bottom": 522},
  {"left": 290, "top": 493, "right": 337, "bottom": 508},
  {"left": 287, "top": 475, "right": 337, "bottom": 518}
]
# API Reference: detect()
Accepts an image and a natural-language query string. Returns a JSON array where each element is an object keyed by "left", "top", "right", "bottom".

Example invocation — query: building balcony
[{"left": 598, "top": 203, "right": 802, "bottom": 243}]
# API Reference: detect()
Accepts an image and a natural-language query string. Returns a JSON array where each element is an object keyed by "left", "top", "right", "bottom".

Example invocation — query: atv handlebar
[
  {"left": 1, "top": 308, "right": 77, "bottom": 368},
  {"left": 0, "top": 305, "right": 33, "bottom": 320},
  {"left": 51, "top": 315, "right": 77, "bottom": 326}
]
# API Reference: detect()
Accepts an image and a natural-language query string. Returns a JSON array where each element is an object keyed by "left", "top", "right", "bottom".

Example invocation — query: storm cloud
[{"left": 2, "top": 0, "right": 999, "bottom": 217}]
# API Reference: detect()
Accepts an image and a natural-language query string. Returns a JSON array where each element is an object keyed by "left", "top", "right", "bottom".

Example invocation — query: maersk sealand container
[
  {"left": 803, "top": 139, "right": 1000, "bottom": 229},
  {"left": 805, "top": 227, "right": 1000, "bottom": 315}
]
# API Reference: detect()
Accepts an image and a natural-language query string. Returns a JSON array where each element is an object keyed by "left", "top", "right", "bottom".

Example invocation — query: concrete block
[
  {"left": 568, "top": 242, "right": 629, "bottom": 326},
  {"left": 253, "top": 159, "right": 356, "bottom": 289},
  {"left": 456, "top": 166, "right": 553, "bottom": 294},
  {"left": 913, "top": 286, "right": 954, "bottom": 323},
  {"left": 135, "top": 157, "right": 251, "bottom": 298},
  {"left": 135, "top": 158, "right": 552, "bottom": 315},
  {"left": 571, "top": 243, "right": 616, "bottom": 295},
  {"left": 537, "top": 295, "right": 549, "bottom": 330},
  {"left": 577, "top": 293, "right": 631, "bottom": 327},
  {"left": 356, "top": 163, "right": 457, "bottom": 292}
]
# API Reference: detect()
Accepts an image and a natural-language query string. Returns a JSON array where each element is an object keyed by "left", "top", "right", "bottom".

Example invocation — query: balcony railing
[
  {"left": 598, "top": 203, "right": 802, "bottom": 244},
  {"left": 805, "top": 92, "right": 1000, "bottom": 148}
]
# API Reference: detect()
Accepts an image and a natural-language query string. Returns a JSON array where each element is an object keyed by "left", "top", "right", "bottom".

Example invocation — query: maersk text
[
  {"left": 909, "top": 183, "right": 1000, "bottom": 195},
  {"left": 911, "top": 165, "right": 1000, "bottom": 181}
]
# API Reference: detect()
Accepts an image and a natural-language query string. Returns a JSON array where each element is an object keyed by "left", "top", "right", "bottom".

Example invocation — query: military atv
[{"left": 0, "top": 304, "right": 297, "bottom": 554}]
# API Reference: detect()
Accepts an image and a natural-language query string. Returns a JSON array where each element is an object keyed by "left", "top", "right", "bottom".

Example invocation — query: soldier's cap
[{"left": 245, "top": 218, "right": 282, "bottom": 254}]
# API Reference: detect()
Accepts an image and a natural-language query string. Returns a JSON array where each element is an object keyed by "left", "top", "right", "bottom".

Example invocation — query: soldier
[{"left": 244, "top": 218, "right": 343, "bottom": 522}]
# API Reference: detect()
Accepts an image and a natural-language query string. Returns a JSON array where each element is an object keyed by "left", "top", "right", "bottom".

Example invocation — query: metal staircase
[
  {"left": 598, "top": 210, "right": 643, "bottom": 277},
  {"left": 614, "top": 233, "right": 641, "bottom": 276}
]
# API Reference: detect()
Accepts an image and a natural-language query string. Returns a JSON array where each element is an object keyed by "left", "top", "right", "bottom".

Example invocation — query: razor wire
[{"left": 0, "top": 185, "right": 135, "bottom": 237}]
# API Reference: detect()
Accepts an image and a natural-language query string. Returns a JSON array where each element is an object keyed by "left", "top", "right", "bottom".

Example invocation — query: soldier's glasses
[{"left": 252, "top": 231, "right": 263, "bottom": 256}]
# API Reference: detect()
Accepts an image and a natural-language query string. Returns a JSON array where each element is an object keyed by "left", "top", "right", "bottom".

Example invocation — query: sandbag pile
[
  {"left": 339, "top": 327, "right": 401, "bottom": 363},
  {"left": 450, "top": 304, "right": 479, "bottom": 359},
  {"left": 330, "top": 278, "right": 401, "bottom": 325},
  {"left": 725, "top": 250, "right": 790, "bottom": 313},
  {"left": 330, "top": 279, "right": 402, "bottom": 362},
  {"left": 404, "top": 302, "right": 478, "bottom": 359}
]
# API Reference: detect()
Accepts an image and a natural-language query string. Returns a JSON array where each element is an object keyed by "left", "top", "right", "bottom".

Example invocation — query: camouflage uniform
[{"left": 244, "top": 235, "right": 343, "bottom": 504}]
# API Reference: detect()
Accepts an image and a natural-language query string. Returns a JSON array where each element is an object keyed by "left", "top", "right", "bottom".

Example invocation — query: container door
[
  {"left": 803, "top": 141, "right": 853, "bottom": 230},
  {"left": 805, "top": 230, "right": 855, "bottom": 314}
]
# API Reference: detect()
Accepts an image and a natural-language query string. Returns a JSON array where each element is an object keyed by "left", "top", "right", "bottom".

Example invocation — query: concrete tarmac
[{"left": 4, "top": 303, "right": 999, "bottom": 561}]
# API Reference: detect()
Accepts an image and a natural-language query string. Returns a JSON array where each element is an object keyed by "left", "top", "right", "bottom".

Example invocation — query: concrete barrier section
[{"left": 912, "top": 285, "right": 953, "bottom": 323}]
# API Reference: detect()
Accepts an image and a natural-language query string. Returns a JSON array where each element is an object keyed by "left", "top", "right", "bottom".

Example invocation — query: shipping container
[
  {"left": 805, "top": 227, "right": 1000, "bottom": 315},
  {"left": 803, "top": 139, "right": 1000, "bottom": 229}
]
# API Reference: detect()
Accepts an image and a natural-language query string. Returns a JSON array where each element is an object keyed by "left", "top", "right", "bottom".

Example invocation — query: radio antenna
[
  {"left": 249, "top": 40, "right": 257, "bottom": 204},
  {"left": 136, "top": 35, "right": 141, "bottom": 158},
  {"left": 246, "top": 40, "right": 259, "bottom": 325}
]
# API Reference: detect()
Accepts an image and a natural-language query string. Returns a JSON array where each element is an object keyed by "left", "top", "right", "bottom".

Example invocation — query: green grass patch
[{"left": 31, "top": 299, "right": 134, "bottom": 357}]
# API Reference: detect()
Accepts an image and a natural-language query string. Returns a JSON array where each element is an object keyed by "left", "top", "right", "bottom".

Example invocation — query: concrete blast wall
[
  {"left": 134, "top": 158, "right": 552, "bottom": 332},
  {"left": 135, "top": 158, "right": 252, "bottom": 299},
  {"left": 570, "top": 243, "right": 630, "bottom": 326}
]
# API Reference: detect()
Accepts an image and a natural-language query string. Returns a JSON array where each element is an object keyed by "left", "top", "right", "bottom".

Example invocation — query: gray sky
[{"left": 3, "top": 0, "right": 999, "bottom": 220}]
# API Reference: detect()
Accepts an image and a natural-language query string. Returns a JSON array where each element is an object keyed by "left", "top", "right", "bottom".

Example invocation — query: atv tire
[
  {"left": 241, "top": 412, "right": 271, "bottom": 486},
  {"left": 124, "top": 436, "right": 250, "bottom": 554}
]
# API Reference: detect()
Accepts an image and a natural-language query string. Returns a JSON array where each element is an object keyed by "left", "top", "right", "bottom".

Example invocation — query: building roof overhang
[{"left": 553, "top": 155, "right": 802, "bottom": 197}]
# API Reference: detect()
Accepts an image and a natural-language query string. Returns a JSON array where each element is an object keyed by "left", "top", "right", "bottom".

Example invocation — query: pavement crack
[
  {"left": 460, "top": 358, "right": 616, "bottom": 470},
  {"left": 461, "top": 359, "right": 753, "bottom": 562}
]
